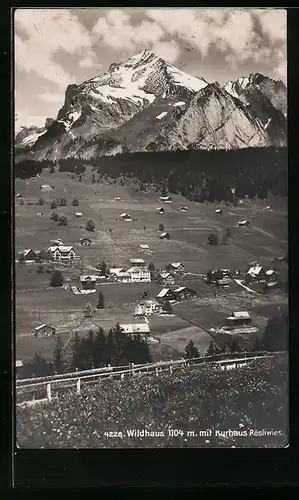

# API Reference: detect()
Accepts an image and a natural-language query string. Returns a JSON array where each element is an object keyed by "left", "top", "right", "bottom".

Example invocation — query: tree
[
  {"left": 83, "top": 302, "right": 93, "bottom": 318},
  {"left": 159, "top": 223, "right": 164, "bottom": 232},
  {"left": 53, "top": 336, "right": 65, "bottom": 374},
  {"left": 51, "top": 212, "right": 59, "bottom": 222},
  {"left": 206, "top": 341, "right": 218, "bottom": 356},
  {"left": 38, "top": 249, "right": 49, "bottom": 262},
  {"left": 262, "top": 311, "right": 288, "bottom": 352},
  {"left": 36, "top": 264, "right": 44, "bottom": 274},
  {"left": 38, "top": 197, "right": 44, "bottom": 205},
  {"left": 79, "top": 174, "right": 83, "bottom": 182},
  {"left": 49, "top": 165, "right": 55, "bottom": 174},
  {"left": 92, "top": 174, "right": 96, "bottom": 184},
  {"left": 163, "top": 300, "right": 173, "bottom": 314},
  {"left": 99, "top": 261, "right": 108, "bottom": 276},
  {"left": 97, "top": 291, "right": 105, "bottom": 309},
  {"left": 86, "top": 219, "right": 95, "bottom": 232},
  {"left": 230, "top": 339, "right": 242, "bottom": 353},
  {"left": 252, "top": 336, "right": 263, "bottom": 352},
  {"left": 50, "top": 200, "right": 57, "bottom": 209},
  {"left": 148, "top": 262, "right": 155, "bottom": 271},
  {"left": 184, "top": 340, "right": 200, "bottom": 359},
  {"left": 140, "top": 182, "right": 145, "bottom": 191},
  {"left": 161, "top": 186, "right": 167, "bottom": 197},
  {"left": 18, "top": 253, "right": 25, "bottom": 265},
  {"left": 50, "top": 270, "right": 64, "bottom": 287},
  {"left": 22, "top": 353, "right": 53, "bottom": 378},
  {"left": 58, "top": 216, "right": 68, "bottom": 226},
  {"left": 208, "top": 232, "right": 219, "bottom": 245},
  {"left": 60, "top": 198, "right": 67, "bottom": 206},
  {"left": 206, "top": 270, "right": 213, "bottom": 284},
  {"left": 92, "top": 328, "right": 107, "bottom": 367},
  {"left": 20, "top": 199, "right": 24, "bottom": 205},
  {"left": 72, "top": 198, "right": 79, "bottom": 206}
]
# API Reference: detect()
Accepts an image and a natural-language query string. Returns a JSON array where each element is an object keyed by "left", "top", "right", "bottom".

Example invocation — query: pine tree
[
  {"left": 159, "top": 223, "right": 164, "bottom": 232},
  {"left": 206, "top": 270, "right": 213, "bottom": 283},
  {"left": 92, "top": 174, "right": 96, "bottom": 184},
  {"left": 50, "top": 270, "right": 64, "bottom": 287},
  {"left": 38, "top": 197, "right": 44, "bottom": 205},
  {"left": 148, "top": 262, "right": 155, "bottom": 271},
  {"left": 83, "top": 302, "right": 93, "bottom": 318},
  {"left": 163, "top": 300, "right": 173, "bottom": 314},
  {"left": 208, "top": 232, "right": 219, "bottom": 245},
  {"left": 18, "top": 253, "right": 25, "bottom": 264},
  {"left": 58, "top": 216, "right": 68, "bottom": 226},
  {"left": 53, "top": 336, "right": 65, "bottom": 374},
  {"left": 97, "top": 291, "right": 105, "bottom": 309},
  {"left": 262, "top": 312, "right": 288, "bottom": 352},
  {"left": 252, "top": 336, "right": 263, "bottom": 352},
  {"left": 93, "top": 328, "right": 107, "bottom": 367},
  {"left": 72, "top": 198, "right": 79, "bottom": 206},
  {"left": 71, "top": 331, "right": 81, "bottom": 371},
  {"left": 99, "top": 261, "right": 107, "bottom": 276},
  {"left": 50, "top": 200, "right": 57, "bottom": 209},
  {"left": 86, "top": 219, "right": 95, "bottom": 232},
  {"left": 184, "top": 340, "right": 200, "bottom": 359},
  {"left": 206, "top": 341, "right": 217, "bottom": 356},
  {"left": 230, "top": 339, "right": 242, "bottom": 353}
]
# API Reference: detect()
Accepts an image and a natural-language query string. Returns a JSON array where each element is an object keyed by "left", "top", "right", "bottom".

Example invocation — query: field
[
  {"left": 16, "top": 353, "right": 288, "bottom": 448},
  {"left": 15, "top": 166, "right": 288, "bottom": 362}
]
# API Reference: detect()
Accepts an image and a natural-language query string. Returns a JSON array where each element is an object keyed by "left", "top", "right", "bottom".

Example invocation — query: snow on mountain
[
  {"left": 146, "top": 83, "right": 282, "bottom": 152},
  {"left": 17, "top": 51, "right": 286, "bottom": 161}
]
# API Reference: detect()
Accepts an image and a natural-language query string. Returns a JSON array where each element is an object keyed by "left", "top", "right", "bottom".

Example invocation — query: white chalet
[
  {"left": 129, "top": 258, "right": 147, "bottom": 268},
  {"left": 120, "top": 322, "right": 150, "bottom": 336},
  {"left": 159, "top": 196, "right": 172, "bottom": 203},
  {"left": 120, "top": 213, "right": 132, "bottom": 221},
  {"left": 238, "top": 220, "right": 250, "bottom": 227},
  {"left": 127, "top": 266, "right": 151, "bottom": 283},
  {"left": 48, "top": 245, "right": 76, "bottom": 263},
  {"left": 135, "top": 299, "right": 162, "bottom": 318}
]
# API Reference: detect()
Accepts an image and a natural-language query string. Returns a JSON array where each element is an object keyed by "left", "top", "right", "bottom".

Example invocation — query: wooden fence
[{"left": 16, "top": 351, "right": 283, "bottom": 405}]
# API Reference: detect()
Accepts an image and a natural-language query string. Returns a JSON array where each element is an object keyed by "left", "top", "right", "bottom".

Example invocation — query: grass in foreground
[{"left": 17, "top": 354, "right": 288, "bottom": 448}]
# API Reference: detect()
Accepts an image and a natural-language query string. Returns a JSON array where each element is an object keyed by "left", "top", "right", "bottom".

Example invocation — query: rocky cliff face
[{"left": 16, "top": 51, "right": 287, "bottom": 161}]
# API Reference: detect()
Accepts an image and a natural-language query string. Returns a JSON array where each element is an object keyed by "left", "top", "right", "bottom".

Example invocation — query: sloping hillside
[{"left": 17, "top": 354, "right": 288, "bottom": 448}]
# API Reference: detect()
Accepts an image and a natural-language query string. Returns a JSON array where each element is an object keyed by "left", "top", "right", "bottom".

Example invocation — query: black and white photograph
[{"left": 14, "top": 7, "right": 288, "bottom": 449}]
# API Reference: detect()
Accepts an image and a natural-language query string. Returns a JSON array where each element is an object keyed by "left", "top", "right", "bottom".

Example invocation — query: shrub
[
  {"left": 72, "top": 198, "right": 79, "bottom": 206},
  {"left": 208, "top": 232, "right": 219, "bottom": 245},
  {"left": 50, "top": 270, "right": 64, "bottom": 287},
  {"left": 86, "top": 219, "right": 95, "bottom": 232},
  {"left": 58, "top": 216, "right": 68, "bottom": 226},
  {"left": 50, "top": 200, "right": 57, "bottom": 209}
]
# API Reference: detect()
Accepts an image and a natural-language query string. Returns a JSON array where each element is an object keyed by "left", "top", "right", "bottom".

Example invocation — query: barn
[
  {"left": 225, "top": 311, "right": 252, "bottom": 327},
  {"left": 34, "top": 324, "right": 56, "bottom": 337},
  {"left": 160, "top": 232, "right": 170, "bottom": 240}
]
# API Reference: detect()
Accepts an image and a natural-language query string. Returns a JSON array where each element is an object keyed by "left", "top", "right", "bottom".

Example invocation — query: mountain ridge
[{"left": 15, "top": 50, "right": 287, "bottom": 160}]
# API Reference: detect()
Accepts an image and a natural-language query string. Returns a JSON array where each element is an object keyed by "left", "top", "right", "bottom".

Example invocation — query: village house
[
  {"left": 245, "top": 264, "right": 266, "bottom": 284},
  {"left": 127, "top": 266, "right": 151, "bottom": 283},
  {"left": 179, "top": 206, "right": 188, "bottom": 212},
  {"left": 156, "top": 288, "right": 176, "bottom": 301},
  {"left": 160, "top": 232, "right": 170, "bottom": 240},
  {"left": 173, "top": 286, "right": 196, "bottom": 300},
  {"left": 19, "top": 249, "right": 38, "bottom": 262},
  {"left": 238, "top": 220, "right": 250, "bottom": 227},
  {"left": 139, "top": 244, "right": 150, "bottom": 254},
  {"left": 75, "top": 212, "right": 83, "bottom": 218},
  {"left": 135, "top": 299, "right": 163, "bottom": 318},
  {"left": 40, "top": 184, "right": 52, "bottom": 193},
  {"left": 80, "top": 237, "right": 91, "bottom": 246},
  {"left": 215, "top": 208, "right": 223, "bottom": 214},
  {"left": 167, "top": 262, "right": 185, "bottom": 274},
  {"left": 120, "top": 322, "right": 151, "bottom": 337},
  {"left": 157, "top": 272, "right": 175, "bottom": 286},
  {"left": 48, "top": 245, "right": 76, "bottom": 263},
  {"left": 34, "top": 324, "right": 56, "bottom": 337},
  {"left": 115, "top": 197, "right": 122, "bottom": 201},
  {"left": 159, "top": 196, "right": 172, "bottom": 203},
  {"left": 36, "top": 212, "right": 43, "bottom": 217},
  {"left": 225, "top": 311, "right": 252, "bottom": 327},
  {"left": 109, "top": 268, "right": 131, "bottom": 282},
  {"left": 79, "top": 275, "right": 97, "bottom": 291},
  {"left": 119, "top": 212, "right": 132, "bottom": 221},
  {"left": 156, "top": 207, "right": 165, "bottom": 214}
]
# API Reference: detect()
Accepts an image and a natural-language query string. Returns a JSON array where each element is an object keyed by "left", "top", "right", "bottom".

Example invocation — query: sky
[{"left": 14, "top": 8, "right": 287, "bottom": 131}]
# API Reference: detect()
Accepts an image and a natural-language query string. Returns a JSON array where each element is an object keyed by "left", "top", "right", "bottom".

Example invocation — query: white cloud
[
  {"left": 37, "top": 92, "right": 64, "bottom": 103},
  {"left": 92, "top": 10, "right": 165, "bottom": 51},
  {"left": 152, "top": 40, "right": 181, "bottom": 63},
  {"left": 15, "top": 112, "right": 47, "bottom": 132},
  {"left": 145, "top": 8, "right": 287, "bottom": 69},
  {"left": 14, "top": 9, "right": 94, "bottom": 89}
]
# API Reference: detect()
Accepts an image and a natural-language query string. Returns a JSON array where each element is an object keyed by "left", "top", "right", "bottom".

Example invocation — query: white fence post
[
  {"left": 131, "top": 363, "right": 135, "bottom": 376},
  {"left": 76, "top": 378, "right": 81, "bottom": 394},
  {"left": 46, "top": 383, "right": 52, "bottom": 401},
  {"left": 155, "top": 367, "right": 159, "bottom": 377},
  {"left": 169, "top": 365, "right": 173, "bottom": 374},
  {"left": 121, "top": 373, "right": 125, "bottom": 381}
]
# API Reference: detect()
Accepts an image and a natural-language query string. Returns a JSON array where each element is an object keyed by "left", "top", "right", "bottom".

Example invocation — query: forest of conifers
[{"left": 15, "top": 147, "right": 287, "bottom": 202}]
